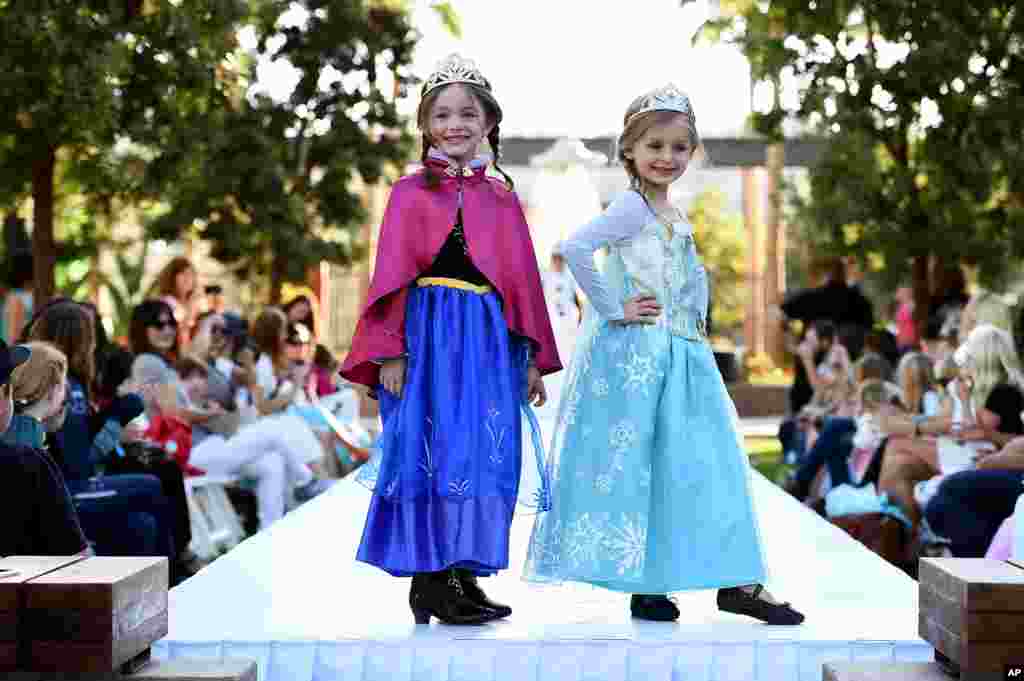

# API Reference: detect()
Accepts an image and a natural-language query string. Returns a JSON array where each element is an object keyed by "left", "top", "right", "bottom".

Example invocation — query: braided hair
[{"left": 417, "top": 83, "right": 514, "bottom": 191}]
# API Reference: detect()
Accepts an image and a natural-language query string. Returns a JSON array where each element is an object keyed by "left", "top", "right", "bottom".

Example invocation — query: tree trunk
[
  {"left": 764, "top": 142, "right": 786, "bottom": 366},
  {"left": 269, "top": 249, "right": 285, "bottom": 305},
  {"left": 31, "top": 146, "right": 57, "bottom": 304},
  {"left": 911, "top": 254, "right": 931, "bottom": 338}
]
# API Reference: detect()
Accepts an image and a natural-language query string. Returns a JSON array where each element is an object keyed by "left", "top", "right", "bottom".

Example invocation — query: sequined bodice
[{"left": 612, "top": 220, "right": 708, "bottom": 340}]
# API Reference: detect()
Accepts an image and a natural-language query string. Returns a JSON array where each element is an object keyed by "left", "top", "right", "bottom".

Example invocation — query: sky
[{"left": 247, "top": 0, "right": 754, "bottom": 138}]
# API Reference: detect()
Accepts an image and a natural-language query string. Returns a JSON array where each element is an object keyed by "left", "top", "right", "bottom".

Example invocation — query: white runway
[{"left": 156, "top": 470, "right": 931, "bottom": 681}]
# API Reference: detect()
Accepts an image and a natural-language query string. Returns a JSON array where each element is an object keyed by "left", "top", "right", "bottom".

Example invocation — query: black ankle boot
[
  {"left": 630, "top": 594, "right": 680, "bottom": 622},
  {"left": 409, "top": 570, "right": 497, "bottom": 625},
  {"left": 717, "top": 585, "right": 805, "bottom": 625},
  {"left": 456, "top": 569, "right": 512, "bottom": 619}
]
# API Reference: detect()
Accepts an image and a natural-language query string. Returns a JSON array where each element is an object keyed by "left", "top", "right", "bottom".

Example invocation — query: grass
[{"left": 745, "top": 436, "right": 792, "bottom": 486}]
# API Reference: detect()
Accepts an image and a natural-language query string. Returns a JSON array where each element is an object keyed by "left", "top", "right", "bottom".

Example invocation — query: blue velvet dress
[{"left": 356, "top": 215, "right": 549, "bottom": 577}]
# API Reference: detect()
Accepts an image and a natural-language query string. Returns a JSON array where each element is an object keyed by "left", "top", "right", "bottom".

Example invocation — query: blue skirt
[
  {"left": 356, "top": 281, "right": 529, "bottom": 577},
  {"left": 525, "top": 322, "right": 767, "bottom": 593}
]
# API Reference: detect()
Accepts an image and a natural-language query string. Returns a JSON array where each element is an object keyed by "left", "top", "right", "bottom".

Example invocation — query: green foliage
[
  {"left": 0, "top": 0, "right": 246, "bottom": 298},
  {"left": 688, "top": 189, "right": 748, "bottom": 338},
  {"left": 702, "top": 1, "right": 1024, "bottom": 297},
  {"left": 148, "top": 1, "right": 418, "bottom": 297}
]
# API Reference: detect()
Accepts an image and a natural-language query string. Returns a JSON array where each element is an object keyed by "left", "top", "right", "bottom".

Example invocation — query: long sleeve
[{"left": 561, "top": 191, "right": 651, "bottom": 320}]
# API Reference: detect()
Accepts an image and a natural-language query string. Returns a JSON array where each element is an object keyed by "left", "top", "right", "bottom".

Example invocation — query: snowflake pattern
[
  {"left": 563, "top": 387, "right": 582, "bottom": 426},
  {"left": 564, "top": 514, "right": 604, "bottom": 569},
  {"left": 617, "top": 347, "right": 657, "bottom": 395},
  {"left": 604, "top": 516, "right": 647, "bottom": 576},
  {"left": 594, "top": 474, "right": 614, "bottom": 494},
  {"left": 609, "top": 419, "right": 638, "bottom": 453},
  {"left": 530, "top": 512, "right": 649, "bottom": 581},
  {"left": 382, "top": 479, "right": 397, "bottom": 497},
  {"left": 591, "top": 378, "right": 610, "bottom": 398}
]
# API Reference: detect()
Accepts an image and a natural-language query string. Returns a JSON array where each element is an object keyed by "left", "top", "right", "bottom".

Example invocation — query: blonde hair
[
  {"left": 10, "top": 342, "right": 67, "bottom": 408},
  {"left": 896, "top": 352, "right": 936, "bottom": 414},
  {"left": 617, "top": 95, "right": 700, "bottom": 193},
  {"left": 956, "top": 324, "right": 1024, "bottom": 408}
]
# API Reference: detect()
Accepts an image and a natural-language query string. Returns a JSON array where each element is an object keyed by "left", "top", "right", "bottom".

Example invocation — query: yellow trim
[{"left": 416, "top": 277, "right": 492, "bottom": 295}]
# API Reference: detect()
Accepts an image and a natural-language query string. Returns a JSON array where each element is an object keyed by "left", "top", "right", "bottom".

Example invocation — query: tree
[
  {"left": 688, "top": 189, "right": 748, "bottom": 340},
  {"left": 0, "top": 1, "right": 245, "bottom": 303},
  {"left": 148, "top": 1, "right": 418, "bottom": 303},
  {"left": 704, "top": 2, "right": 1024, "bottom": 328}
]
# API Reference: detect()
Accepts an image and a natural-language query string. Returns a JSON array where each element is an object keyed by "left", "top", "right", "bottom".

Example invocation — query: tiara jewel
[
  {"left": 421, "top": 53, "right": 492, "bottom": 97},
  {"left": 627, "top": 84, "right": 692, "bottom": 124}
]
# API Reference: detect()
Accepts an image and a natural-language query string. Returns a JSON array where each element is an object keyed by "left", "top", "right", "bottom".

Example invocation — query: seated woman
[
  {"left": 924, "top": 436, "right": 1024, "bottom": 557},
  {"left": 785, "top": 352, "right": 894, "bottom": 500},
  {"left": 180, "top": 355, "right": 333, "bottom": 530},
  {"left": 878, "top": 325, "right": 1024, "bottom": 529},
  {"left": 25, "top": 301, "right": 181, "bottom": 575},
  {"left": 0, "top": 340, "right": 90, "bottom": 557}
]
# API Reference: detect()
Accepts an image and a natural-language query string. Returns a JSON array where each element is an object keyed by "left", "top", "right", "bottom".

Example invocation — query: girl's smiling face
[
  {"left": 426, "top": 84, "right": 493, "bottom": 165},
  {"left": 626, "top": 114, "right": 693, "bottom": 191}
]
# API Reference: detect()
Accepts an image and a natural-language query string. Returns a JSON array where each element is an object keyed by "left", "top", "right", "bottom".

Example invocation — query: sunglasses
[{"left": 148, "top": 319, "right": 178, "bottom": 330}]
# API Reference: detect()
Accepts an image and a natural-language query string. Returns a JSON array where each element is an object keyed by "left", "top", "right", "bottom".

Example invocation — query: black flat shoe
[
  {"left": 409, "top": 570, "right": 498, "bottom": 626},
  {"left": 456, "top": 569, "right": 512, "bottom": 619},
  {"left": 630, "top": 594, "right": 680, "bottom": 622},
  {"left": 717, "top": 585, "right": 805, "bottom": 625}
]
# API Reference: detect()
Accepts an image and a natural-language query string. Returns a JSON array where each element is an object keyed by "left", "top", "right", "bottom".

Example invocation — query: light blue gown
[{"left": 524, "top": 190, "right": 768, "bottom": 593}]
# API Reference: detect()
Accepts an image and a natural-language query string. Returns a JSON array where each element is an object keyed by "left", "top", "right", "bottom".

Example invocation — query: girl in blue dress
[{"left": 524, "top": 85, "right": 804, "bottom": 625}]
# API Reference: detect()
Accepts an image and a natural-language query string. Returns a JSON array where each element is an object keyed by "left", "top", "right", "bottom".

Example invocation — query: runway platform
[{"left": 155, "top": 472, "right": 932, "bottom": 681}]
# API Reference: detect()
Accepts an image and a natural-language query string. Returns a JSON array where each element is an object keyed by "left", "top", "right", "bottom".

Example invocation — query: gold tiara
[
  {"left": 626, "top": 84, "right": 692, "bottom": 124},
  {"left": 421, "top": 53, "right": 492, "bottom": 97}
]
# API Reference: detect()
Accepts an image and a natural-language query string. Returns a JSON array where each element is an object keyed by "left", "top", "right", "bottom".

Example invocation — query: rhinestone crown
[
  {"left": 626, "top": 84, "right": 692, "bottom": 124},
  {"left": 421, "top": 53, "right": 492, "bottom": 97}
]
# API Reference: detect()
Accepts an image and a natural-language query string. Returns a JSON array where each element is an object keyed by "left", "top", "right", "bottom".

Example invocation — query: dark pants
[
  {"left": 792, "top": 417, "right": 857, "bottom": 497},
  {"left": 924, "top": 469, "right": 1024, "bottom": 557},
  {"left": 778, "top": 418, "right": 807, "bottom": 463},
  {"left": 68, "top": 473, "right": 177, "bottom": 563},
  {"left": 107, "top": 457, "right": 191, "bottom": 553}
]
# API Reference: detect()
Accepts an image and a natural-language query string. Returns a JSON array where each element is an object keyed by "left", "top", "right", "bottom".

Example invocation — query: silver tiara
[
  {"left": 421, "top": 53, "right": 492, "bottom": 98},
  {"left": 626, "top": 84, "right": 692, "bottom": 125}
]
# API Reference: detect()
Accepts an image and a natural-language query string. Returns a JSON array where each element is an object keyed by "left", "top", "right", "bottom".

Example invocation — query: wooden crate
[
  {"left": 0, "top": 556, "right": 87, "bottom": 672},
  {"left": 21, "top": 556, "right": 168, "bottom": 673},
  {"left": 919, "top": 557, "right": 1024, "bottom": 676}
]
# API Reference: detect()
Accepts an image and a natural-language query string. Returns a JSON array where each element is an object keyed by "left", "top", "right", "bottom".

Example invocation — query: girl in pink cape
[{"left": 341, "top": 54, "right": 560, "bottom": 626}]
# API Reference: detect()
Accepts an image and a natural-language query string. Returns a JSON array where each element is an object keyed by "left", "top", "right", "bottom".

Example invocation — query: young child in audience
[{"left": 0, "top": 340, "right": 90, "bottom": 557}]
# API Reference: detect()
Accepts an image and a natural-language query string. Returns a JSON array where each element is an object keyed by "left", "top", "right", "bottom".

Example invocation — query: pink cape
[{"left": 341, "top": 161, "right": 561, "bottom": 388}]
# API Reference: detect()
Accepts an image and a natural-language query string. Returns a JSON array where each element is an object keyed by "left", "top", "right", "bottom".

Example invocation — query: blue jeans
[
  {"left": 792, "top": 417, "right": 857, "bottom": 498},
  {"left": 924, "top": 469, "right": 1024, "bottom": 557}
]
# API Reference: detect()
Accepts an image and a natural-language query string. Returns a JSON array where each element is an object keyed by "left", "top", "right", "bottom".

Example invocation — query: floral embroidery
[
  {"left": 485, "top": 406, "right": 507, "bottom": 465},
  {"left": 448, "top": 479, "right": 470, "bottom": 495},
  {"left": 418, "top": 417, "right": 436, "bottom": 477}
]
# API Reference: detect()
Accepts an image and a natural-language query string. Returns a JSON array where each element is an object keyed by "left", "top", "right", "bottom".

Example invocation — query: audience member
[
  {"left": 1, "top": 252, "right": 33, "bottom": 343},
  {"left": 780, "top": 257, "right": 874, "bottom": 414},
  {"left": 148, "top": 257, "right": 198, "bottom": 349},
  {"left": 312, "top": 345, "right": 340, "bottom": 397},
  {"left": 877, "top": 325, "right": 1024, "bottom": 528},
  {"left": 0, "top": 340, "right": 89, "bottom": 556},
  {"left": 27, "top": 301, "right": 182, "bottom": 576},
  {"left": 282, "top": 295, "right": 317, "bottom": 340}
]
